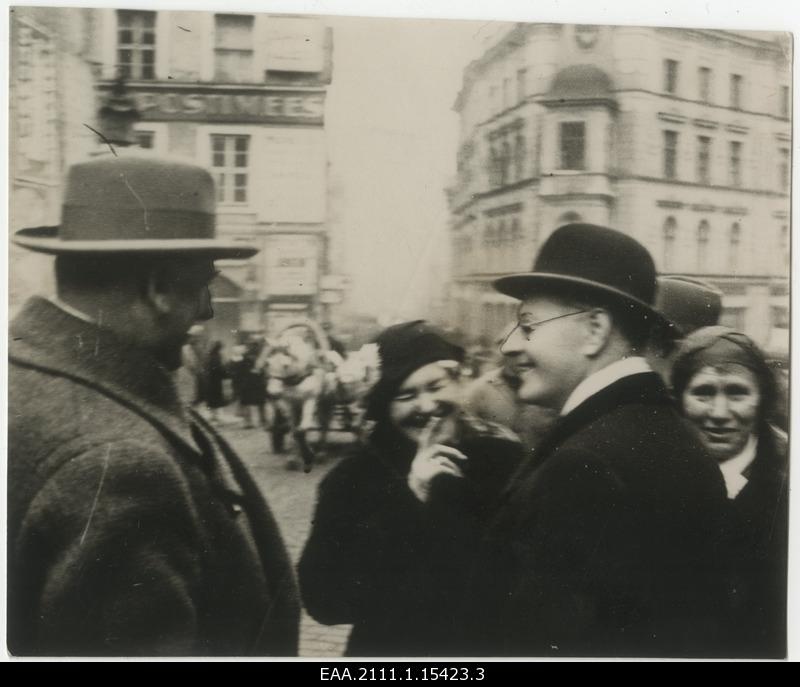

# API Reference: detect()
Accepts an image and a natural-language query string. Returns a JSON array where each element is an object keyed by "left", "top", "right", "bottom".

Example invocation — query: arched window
[
  {"left": 728, "top": 222, "right": 741, "bottom": 272},
  {"left": 697, "top": 220, "right": 710, "bottom": 273},
  {"left": 662, "top": 217, "right": 677, "bottom": 272}
]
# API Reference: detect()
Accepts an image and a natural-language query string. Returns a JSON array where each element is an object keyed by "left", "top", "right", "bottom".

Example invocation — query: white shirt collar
[
  {"left": 561, "top": 356, "right": 652, "bottom": 416},
  {"left": 48, "top": 296, "right": 97, "bottom": 325},
  {"left": 719, "top": 434, "right": 758, "bottom": 499}
]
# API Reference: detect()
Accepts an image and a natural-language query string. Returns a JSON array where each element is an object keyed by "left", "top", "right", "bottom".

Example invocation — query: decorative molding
[
  {"left": 656, "top": 200, "right": 684, "bottom": 209},
  {"left": 692, "top": 118, "right": 719, "bottom": 129},
  {"left": 690, "top": 203, "right": 716, "bottom": 212},
  {"left": 723, "top": 207, "right": 749, "bottom": 216},
  {"left": 772, "top": 210, "right": 789, "bottom": 219},
  {"left": 725, "top": 124, "right": 749, "bottom": 134},
  {"left": 775, "top": 132, "right": 791, "bottom": 142},
  {"left": 657, "top": 112, "right": 688, "bottom": 124},
  {"left": 485, "top": 202, "right": 523, "bottom": 217}
]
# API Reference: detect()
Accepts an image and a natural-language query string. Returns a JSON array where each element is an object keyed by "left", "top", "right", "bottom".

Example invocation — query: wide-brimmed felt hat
[
  {"left": 13, "top": 155, "right": 257, "bottom": 259},
  {"left": 494, "top": 223, "right": 669, "bottom": 330}
]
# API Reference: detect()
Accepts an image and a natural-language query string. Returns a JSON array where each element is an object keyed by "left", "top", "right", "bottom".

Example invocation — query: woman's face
[
  {"left": 681, "top": 364, "right": 761, "bottom": 462},
  {"left": 388, "top": 361, "right": 461, "bottom": 444}
]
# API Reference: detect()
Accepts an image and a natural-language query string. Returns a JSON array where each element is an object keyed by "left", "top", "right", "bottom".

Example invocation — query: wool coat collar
[{"left": 10, "top": 297, "right": 214, "bottom": 473}]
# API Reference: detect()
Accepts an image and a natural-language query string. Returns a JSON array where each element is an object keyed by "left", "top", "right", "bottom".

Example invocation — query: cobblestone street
[{"left": 220, "top": 421, "right": 353, "bottom": 658}]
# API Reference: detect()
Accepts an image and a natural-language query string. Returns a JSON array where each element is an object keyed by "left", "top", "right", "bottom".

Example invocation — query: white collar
[
  {"left": 561, "top": 356, "right": 652, "bottom": 416},
  {"left": 719, "top": 434, "right": 758, "bottom": 499},
  {"left": 48, "top": 296, "right": 97, "bottom": 325}
]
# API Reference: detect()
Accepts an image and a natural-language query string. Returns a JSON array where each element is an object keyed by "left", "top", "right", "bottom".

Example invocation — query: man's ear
[
  {"left": 580, "top": 308, "right": 613, "bottom": 358},
  {"left": 144, "top": 269, "right": 173, "bottom": 316}
]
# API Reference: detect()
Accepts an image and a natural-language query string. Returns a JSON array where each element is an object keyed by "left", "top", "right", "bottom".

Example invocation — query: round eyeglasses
[{"left": 500, "top": 310, "right": 589, "bottom": 348}]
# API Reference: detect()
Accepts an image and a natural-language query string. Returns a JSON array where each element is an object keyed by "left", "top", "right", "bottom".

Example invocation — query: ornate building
[{"left": 447, "top": 24, "right": 790, "bottom": 354}]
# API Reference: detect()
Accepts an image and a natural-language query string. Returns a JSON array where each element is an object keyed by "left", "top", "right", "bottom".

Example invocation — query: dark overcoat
[
  {"left": 298, "top": 416, "right": 523, "bottom": 657},
  {"left": 725, "top": 425, "right": 789, "bottom": 658},
  {"left": 468, "top": 372, "right": 732, "bottom": 658},
  {"left": 8, "top": 298, "right": 300, "bottom": 656}
]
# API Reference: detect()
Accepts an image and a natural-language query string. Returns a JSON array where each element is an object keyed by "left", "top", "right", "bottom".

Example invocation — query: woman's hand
[{"left": 407, "top": 417, "right": 467, "bottom": 503}]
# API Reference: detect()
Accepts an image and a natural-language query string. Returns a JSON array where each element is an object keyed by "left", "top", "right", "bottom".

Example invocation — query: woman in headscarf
[
  {"left": 671, "top": 326, "right": 788, "bottom": 658},
  {"left": 298, "top": 321, "right": 523, "bottom": 657}
]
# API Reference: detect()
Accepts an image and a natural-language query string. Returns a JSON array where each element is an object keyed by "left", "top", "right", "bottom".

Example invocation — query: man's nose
[
  {"left": 500, "top": 326, "right": 524, "bottom": 356},
  {"left": 709, "top": 393, "right": 731, "bottom": 422},
  {"left": 415, "top": 392, "right": 438, "bottom": 414},
  {"left": 197, "top": 287, "right": 214, "bottom": 321}
]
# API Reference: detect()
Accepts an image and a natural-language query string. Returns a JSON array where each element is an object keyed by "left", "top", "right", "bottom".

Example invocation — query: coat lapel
[{"left": 506, "top": 372, "right": 674, "bottom": 492}]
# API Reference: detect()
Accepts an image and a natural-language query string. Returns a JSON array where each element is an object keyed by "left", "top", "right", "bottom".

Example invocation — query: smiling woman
[{"left": 671, "top": 326, "right": 788, "bottom": 657}]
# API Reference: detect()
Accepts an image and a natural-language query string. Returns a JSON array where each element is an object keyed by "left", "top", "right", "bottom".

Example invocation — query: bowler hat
[
  {"left": 654, "top": 276, "right": 722, "bottom": 336},
  {"left": 494, "top": 223, "right": 669, "bottom": 329},
  {"left": 13, "top": 155, "right": 257, "bottom": 259}
]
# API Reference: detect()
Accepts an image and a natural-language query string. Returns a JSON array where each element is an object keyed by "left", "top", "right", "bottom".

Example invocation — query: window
[
  {"left": 210, "top": 134, "right": 249, "bottom": 203},
  {"left": 780, "top": 224, "right": 789, "bottom": 267},
  {"left": 698, "top": 67, "right": 712, "bottom": 103},
  {"left": 663, "top": 130, "right": 678, "bottom": 180},
  {"left": 514, "top": 130, "right": 526, "bottom": 180},
  {"left": 779, "top": 148, "right": 790, "bottom": 191},
  {"left": 134, "top": 130, "right": 155, "bottom": 149},
  {"left": 215, "top": 14, "right": 254, "bottom": 83},
  {"left": 117, "top": 10, "right": 156, "bottom": 80},
  {"left": 560, "top": 122, "right": 586, "bottom": 170},
  {"left": 664, "top": 59, "right": 678, "bottom": 94},
  {"left": 771, "top": 306, "right": 789, "bottom": 329},
  {"left": 516, "top": 68, "right": 527, "bottom": 104},
  {"left": 721, "top": 307, "right": 746, "bottom": 330},
  {"left": 697, "top": 136, "right": 711, "bottom": 184},
  {"left": 729, "top": 141, "right": 742, "bottom": 187},
  {"left": 780, "top": 85, "right": 790, "bottom": 118},
  {"left": 697, "top": 220, "right": 710, "bottom": 272},
  {"left": 730, "top": 74, "right": 743, "bottom": 109},
  {"left": 499, "top": 138, "right": 512, "bottom": 186},
  {"left": 502, "top": 78, "right": 512, "bottom": 110},
  {"left": 728, "top": 222, "right": 741, "bottom": 272},
  {"left": 663, "top": 217, "right": 677, "bottom": 271}
]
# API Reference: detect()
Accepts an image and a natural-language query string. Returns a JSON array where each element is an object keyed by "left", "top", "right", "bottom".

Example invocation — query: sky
[{"left": 323, "top": 17, "right": 505, "bottom": 320}]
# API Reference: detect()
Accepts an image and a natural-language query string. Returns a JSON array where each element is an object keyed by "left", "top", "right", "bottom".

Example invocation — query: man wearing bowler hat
[
  {"left": 8, "top": 155, "right": 299, "bottom": 656},
  {"left": 468, "top": 223, "right": 731, "bottom": 657}
]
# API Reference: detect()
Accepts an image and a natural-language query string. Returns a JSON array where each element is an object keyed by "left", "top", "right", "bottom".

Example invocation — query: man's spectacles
[{"left": 500, "top": 310, "right": 589, "bottom": 348}]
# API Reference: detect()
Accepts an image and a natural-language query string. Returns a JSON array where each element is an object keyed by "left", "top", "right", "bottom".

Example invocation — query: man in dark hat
[
  {"left": 8, "top": 156, "right": 299, "bottom": 656},
  {"left": 468, "top": 223, "right": 731, "bottom": 657}
]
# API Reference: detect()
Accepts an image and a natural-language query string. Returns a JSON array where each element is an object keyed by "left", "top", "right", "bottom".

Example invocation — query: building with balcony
[
  {"left": 447, "top": 24, "right": 790, "bottom": 355},
  {"left": 93, "top": 9, "right": 336, "bottom": 343}
]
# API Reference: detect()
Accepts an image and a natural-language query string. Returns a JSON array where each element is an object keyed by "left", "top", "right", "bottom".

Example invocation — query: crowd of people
[{"left": 8, "top": 153, "right": 789, "bottom": 659}]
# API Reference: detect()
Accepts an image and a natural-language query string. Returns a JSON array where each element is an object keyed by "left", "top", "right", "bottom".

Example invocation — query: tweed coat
[
  {"left": 298, "top": 416, "right": 523, "bottom": 657},
  {"left": 468, "top": 372, "right": 732, "bottom": 658},
  {"left": 8, "top": 298, "right": 299, "bottom": 656}
]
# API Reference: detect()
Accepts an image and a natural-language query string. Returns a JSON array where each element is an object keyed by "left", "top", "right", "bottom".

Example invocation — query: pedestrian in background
[
  {"left": 299, "top": 321, "right": 523, "bottom": 656},
  {"left": 205, "top": 340, "right": 228, "bottom": 423},
  {"left": 672, "top": 327, "right": 788, "bottom": 658},
  {"left": 8, "top": 155, "right": 299, "bottom": 656},
  {"left": 240, "top": 340, "right": 268, "bottom": 429}
]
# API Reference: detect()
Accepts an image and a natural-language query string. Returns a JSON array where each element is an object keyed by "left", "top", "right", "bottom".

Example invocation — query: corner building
[
  {"left": 95, "top": 9, "right": 334, "bottom": 343},
  {"left": 448, "top": 24, "right": 790, "bottom": 353}
]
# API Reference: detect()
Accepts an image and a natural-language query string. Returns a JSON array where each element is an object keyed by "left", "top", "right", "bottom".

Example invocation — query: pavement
[{"left": 217, "top": 418, "right": 353, "bottom": 658}]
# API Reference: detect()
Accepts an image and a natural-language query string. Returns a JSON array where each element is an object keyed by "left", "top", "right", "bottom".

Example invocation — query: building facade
[
  {"left": 447, "top": 24, "right": 790, "bottom": 355},
  {"left": 9, "top": 6, "right": 103, "bottom": 314},
  {"left": 91, "top": 9, "right": 337, "bottom": 344}
]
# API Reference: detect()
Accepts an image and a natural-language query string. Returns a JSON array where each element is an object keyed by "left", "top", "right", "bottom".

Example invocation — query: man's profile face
[
  {"left": 499, "top": 296, "right": 589, "bottom": 410},
  {"left": 153, "top": 257, "right": 217, "bottom": 370}
]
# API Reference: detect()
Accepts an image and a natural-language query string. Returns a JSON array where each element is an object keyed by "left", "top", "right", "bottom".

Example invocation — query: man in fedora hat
[
  {"left": 8, "top": 155, "right": 299, "bottom": 656},
  {"left": 467, "top": 223, "right": 731, "bottom": 657}
]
